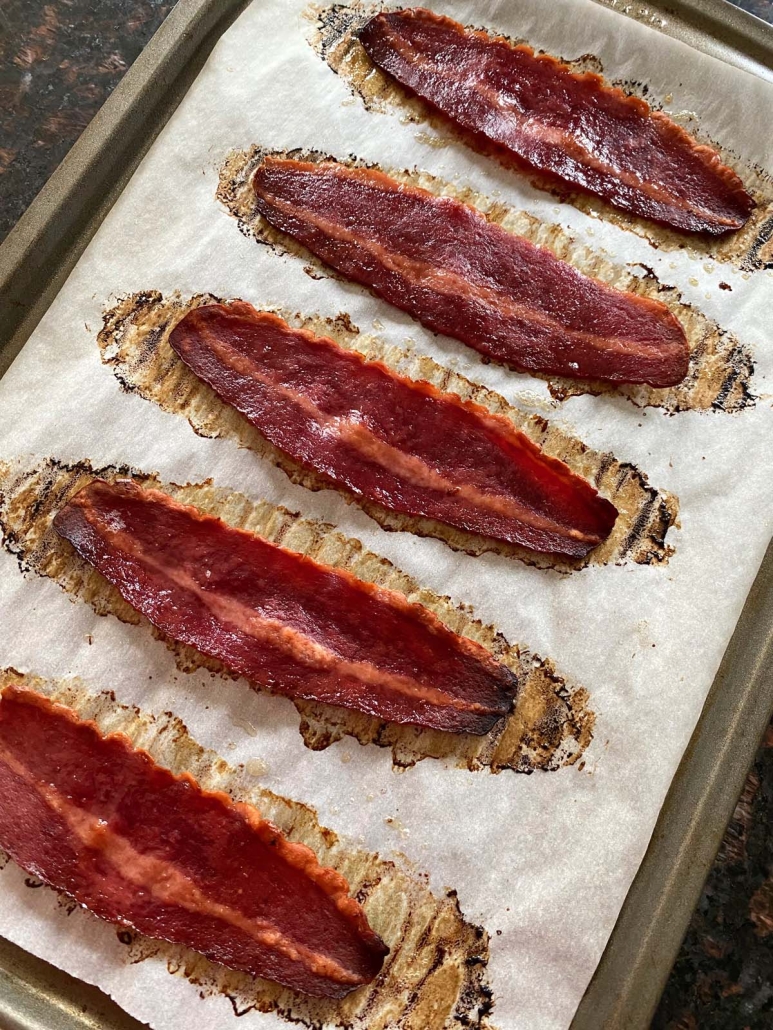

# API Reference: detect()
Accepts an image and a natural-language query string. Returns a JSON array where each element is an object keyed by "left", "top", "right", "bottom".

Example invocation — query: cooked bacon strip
[
  {"left": 53, "top": 480, "right": 514, "bottom": 734},
  {"left": 170, "top": 302, "right": 617, "bottom": 557},
  {"left": 0, "top": 684, "right": 388, "bottom": 997},
  {"left": 252, "top": 158, "right": 690, "bottom": 387},
  {"left": 359, "top": 8, "right": 755, "bottom": 235}
]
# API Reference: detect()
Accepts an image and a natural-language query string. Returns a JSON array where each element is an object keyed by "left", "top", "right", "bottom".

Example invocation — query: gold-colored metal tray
[{"left": 0, "top": 1, "right": 772, "bottom": 1027}]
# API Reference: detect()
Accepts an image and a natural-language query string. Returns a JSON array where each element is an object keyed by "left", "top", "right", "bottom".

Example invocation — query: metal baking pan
[{"left": 0, "top": 1, "right": 772, "bottom": 1028}]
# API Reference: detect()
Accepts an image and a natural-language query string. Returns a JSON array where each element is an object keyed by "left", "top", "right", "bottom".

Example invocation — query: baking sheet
[{"left": 0, "top": 2, "right": 771, "bottom": 1029}]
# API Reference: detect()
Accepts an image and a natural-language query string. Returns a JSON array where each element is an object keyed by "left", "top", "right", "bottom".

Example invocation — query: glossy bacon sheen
[
  {"left": 170, "top": 302, "right": 617, "bottom": 557},
  {"left": 0, "top": 684, "right": 388, "bottom": 997},
  {"left": 53, "top": 480, "right": 514, "bottom": 734},
  {"left": 359, "top": 8, "right": 755, "bottom": 235},
  {"left": 252, "top": 158, "right": 690, "bottom": 387}
]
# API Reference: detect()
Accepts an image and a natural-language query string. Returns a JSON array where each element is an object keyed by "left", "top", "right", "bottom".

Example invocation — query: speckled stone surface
[
  {"left": 653, "top": 725, "right": 773, "bottom": 1028},
  {"left": 0, "top": 1, "right": 175, "bottom": 242},
  {"left": 733, "top": 0, "right": 773, "bottom": 20},
  {"left": 2, "top": 1, "right": 773, "bottom": 1028}
]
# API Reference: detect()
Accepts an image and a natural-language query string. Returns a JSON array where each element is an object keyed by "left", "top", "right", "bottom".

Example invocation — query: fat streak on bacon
[
  {"left": 53, "top": 480, "right": 515, "bottom": 734},
  {"left": 252, "top": 157, "right": 690, "bottom": 387},
  {"left": 358, "top": 8, "right": 754, "bottom": 235},
  {"left": 0, "top": 684, "right": 388, "bottom": 997},
  {"left": 170, "top": 301, "right": 618, "bottom": 558}
]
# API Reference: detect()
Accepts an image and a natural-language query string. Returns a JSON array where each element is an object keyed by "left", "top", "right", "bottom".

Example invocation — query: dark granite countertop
[
  {"left": 0, "top": 0, "right": 176, "bottom": 241},
  {"left": 1, "top": 1, "right": 773, "bottom": 1028}
]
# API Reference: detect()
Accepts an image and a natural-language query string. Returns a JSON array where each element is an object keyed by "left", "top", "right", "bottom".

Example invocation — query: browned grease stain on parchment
[
  {"left": 98, "top": 290, "right": 677, "bottom": 572},
  {"left": 305, "top": 2, "right": 773, "bottom": 272},
  {"left": 0, "top": 458, "right": 593, "bottom": 773},
  {"left": 0, "top": 668, "right": 497, "bottom": 1028},
  {"left": 217, "top": 145, "right": 755, "bottom": 415}
]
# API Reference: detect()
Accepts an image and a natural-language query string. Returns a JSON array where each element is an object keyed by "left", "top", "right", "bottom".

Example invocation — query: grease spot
[
  {"left": 0, "top": 459, "right": 594, "bottom": 775},
  {"left": 97, "top": 290, "right": 678, "bottom": 571}
]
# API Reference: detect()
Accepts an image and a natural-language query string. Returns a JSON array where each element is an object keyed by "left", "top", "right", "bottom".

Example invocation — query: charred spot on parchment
[
  {"left": 0, "top": 458, "right": 593, "bottom": 774},
  {"left": 305, "top": 3, "right": 773, "bottom": 271},
  {"left": 0, "top": 456, "right": 147, "bottom": 625},
  {"left": 0, "top": 669, "right": 496, "bottom": 1028},
  {"left": 216, "top": 145, "right": 755, "bottom": 415},
  {"left": 98, "top": 290, "right": 677, "bottom": 572}
]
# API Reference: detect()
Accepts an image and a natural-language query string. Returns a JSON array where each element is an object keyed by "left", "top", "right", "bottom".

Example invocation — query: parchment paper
[{"left": 0, "top": 1, "right": 771, "bottom": 1027}]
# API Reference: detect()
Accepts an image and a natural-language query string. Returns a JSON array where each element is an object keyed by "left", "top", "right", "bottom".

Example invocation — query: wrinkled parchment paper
[{"left": 0, "top": 1, "right": 772, "bottom": 1027}]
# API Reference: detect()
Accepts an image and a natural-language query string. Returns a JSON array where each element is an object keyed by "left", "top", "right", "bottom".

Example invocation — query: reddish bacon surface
[
  {"left": 0, "top": 685, "right": 387, "bottom": 997},
  {"left": 252, "top": 158, "right": 690, "bottom": 387},
  {"left": 359, "top": 8, "right": 754, "bottom": 235},
  {"left": 53, "top": 480, "right": 515, "bottom": 734},
  {"left": 170, "top": 302, "right": 617, "bottom": 557}
]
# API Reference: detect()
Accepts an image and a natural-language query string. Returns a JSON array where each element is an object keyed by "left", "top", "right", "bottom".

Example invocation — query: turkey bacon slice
[
  {"left": 358, "top": 8, "right": 754, "bottom": 235},
  {"left": 53, "top": 480, "right": 515, "bottom": 734},
  {"left": 0, "top": 684, "right": 388, "bottom": 997},
  {"left": 252, "top": 157, "right": 690, "bottom": 387},
  {"left": 169, "top": 301, "right": 618, "bottom": 557}
]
